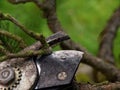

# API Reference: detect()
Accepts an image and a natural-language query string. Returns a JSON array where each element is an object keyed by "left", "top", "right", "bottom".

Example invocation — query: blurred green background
[{"left": 0, "top": 0, "right": 120, "bottom": 64}]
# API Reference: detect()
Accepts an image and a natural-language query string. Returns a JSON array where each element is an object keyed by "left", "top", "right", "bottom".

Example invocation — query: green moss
[{"left": 75, "top": 73, "right": 92, "bottom": 83}]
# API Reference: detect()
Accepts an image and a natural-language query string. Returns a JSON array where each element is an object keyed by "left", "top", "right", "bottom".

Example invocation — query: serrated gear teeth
[{"left": 0, "top": 65, "right": 22, "bottom": 90}]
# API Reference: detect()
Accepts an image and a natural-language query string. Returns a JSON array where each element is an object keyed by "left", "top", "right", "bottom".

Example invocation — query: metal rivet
[
  {"left": 0, "top": 67, "right": 15, "bottom": 85},
  {"left": 57, "top": 72, "right": 67, "bottom": 80}
]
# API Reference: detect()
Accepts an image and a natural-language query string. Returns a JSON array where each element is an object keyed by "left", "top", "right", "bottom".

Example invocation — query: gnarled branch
[
  {"left": 98, "top": 7, "right": 120, "bottom": 64},
  {"left": 5, "top": 0, "right": 120, "bottom": 89},
  {"left": 33, "top": 0, "right": 120, "bottom": 82}
]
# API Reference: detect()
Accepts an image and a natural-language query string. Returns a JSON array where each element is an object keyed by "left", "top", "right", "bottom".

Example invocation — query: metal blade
[
  {"left": 46, "top": 31, "right": 70, "bottom": 46},
  {"left": 35, "top": 50, "right": 83, "bottom": 89}
]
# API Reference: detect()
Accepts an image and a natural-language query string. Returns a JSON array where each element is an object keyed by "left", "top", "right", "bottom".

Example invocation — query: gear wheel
[{"left": 0, "top": 65, "right": 22, "bottom": 90}]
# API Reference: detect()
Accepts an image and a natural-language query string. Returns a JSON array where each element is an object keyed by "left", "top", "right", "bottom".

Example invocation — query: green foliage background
[{"left": 0, "top": 0, "right": 120, "bottom": 64}]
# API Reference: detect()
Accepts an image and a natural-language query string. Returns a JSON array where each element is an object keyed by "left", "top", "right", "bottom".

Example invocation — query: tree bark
[
  {"left": 94, "top": 7, "right": 120, "bottom": 82},
  {"left": 98, "top": 7, "right": 120, "bottom": 64},
  {"left": 35, "top": 0, "right": 120, "bottom": 82},
  {"left": 6, "top": 0, "right": 120, "bottom": 89},
  {"left": 79, "top": 82, "right": 120, "bottom": 90}
]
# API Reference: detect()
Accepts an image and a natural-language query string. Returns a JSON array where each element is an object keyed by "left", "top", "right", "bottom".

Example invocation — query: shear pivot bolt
[
  {"left": 57, "top": 72, "right": 67, "bottom": 80},
  {"left": 0, "top": 67, "right": 15, "bottom": 85}
]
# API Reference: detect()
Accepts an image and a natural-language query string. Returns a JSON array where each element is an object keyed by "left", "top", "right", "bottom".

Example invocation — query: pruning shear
[{"left": 0, "top": 31, "right": 83, "bottom": 90}]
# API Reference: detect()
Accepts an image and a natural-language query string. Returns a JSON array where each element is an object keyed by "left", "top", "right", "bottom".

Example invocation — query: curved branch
[
  {"left": 60, "top": 40, "right": 120, "bottom": 82},
  {"left": 34, "top": 0, "right": 64, "bottom": 32},
  {"left": 7, "top": 0, "right": 120, "bottom": 82},
  {"left": 98, "top": 7, "right": 120, "bottom": 64},
  {"left": 0, "top": 12, "right": 43, "bottom": 41},
  {"left": 33, "top": 0, "right": 120, "bottom": 81}
]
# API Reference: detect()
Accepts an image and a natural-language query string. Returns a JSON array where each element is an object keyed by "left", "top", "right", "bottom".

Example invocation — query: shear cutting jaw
[
  {"left": 0, "top": 31, "right": 83, "bottom": 90},
  {"left": 34, "top": 50, "right": 83, "bottom": 90}
]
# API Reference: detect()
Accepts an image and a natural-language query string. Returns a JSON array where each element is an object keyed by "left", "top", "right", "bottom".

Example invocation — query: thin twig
[
  {"left": 0, "top": 45, "right": 10, "bottom": 55},
  {"left": 0, "top": 29, "right": 27, "bottom": 48},
  {"left": 0, "top": 12, "right": 43, "bottom": 41},
  {"left": 7, "top": 0, "right": 120, "bottom": 89},
  {"left": 0, "top": 11, "right": 51, "bottom": 61},
  {"left": 0, "top": 48, "right": 50, "bottom": 62},
  {"left": 34, "top": 0, "right": 120, "bottom": 82}
]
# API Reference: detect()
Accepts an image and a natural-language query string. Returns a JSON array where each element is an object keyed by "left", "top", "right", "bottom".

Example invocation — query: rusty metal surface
[
  {"left": 0, "top": 58, "right": 37, "bottom": 90},
  {"left": 35, "top": 50, "right": 83, "bottom": 89}
]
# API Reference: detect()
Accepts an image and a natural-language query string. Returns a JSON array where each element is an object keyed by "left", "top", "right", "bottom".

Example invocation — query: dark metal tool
[
  {"left": 34, "top": 50, "right": 83, "bottom": 90},
  {"left": 0, "top": 31, "right": 83, "bottom": 90}
]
